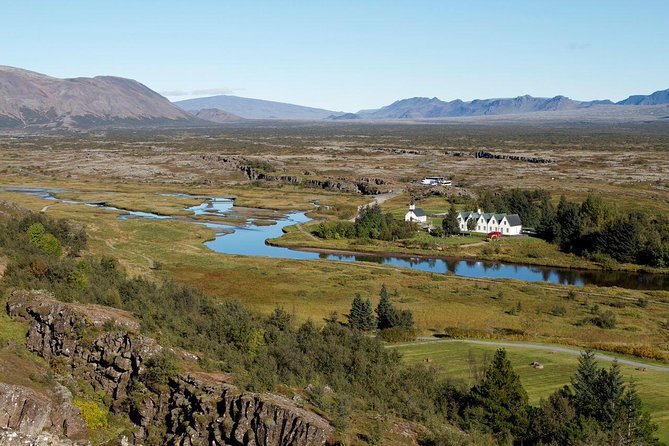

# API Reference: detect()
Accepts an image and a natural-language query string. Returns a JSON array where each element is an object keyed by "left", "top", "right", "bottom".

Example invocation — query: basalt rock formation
[
  {"left": 7, "top": 291, "right": 332, "bottom": 445},
  {"left": 446, "top": 150, "right": 554, "bottom": 164},
  {"left": 200, "top": 155, "right": 390, "bottom": 195}
]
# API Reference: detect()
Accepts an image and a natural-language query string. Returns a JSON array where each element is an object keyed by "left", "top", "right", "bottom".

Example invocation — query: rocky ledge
[
  {"left": 7, "top": 291, "right": 332, "bottom": 445},
  {"left": 0, "top": 382, "right": 88, "bottom": 446}
]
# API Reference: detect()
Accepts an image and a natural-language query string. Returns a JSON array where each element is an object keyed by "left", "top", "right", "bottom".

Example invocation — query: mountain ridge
[
  {"left": 0, "top": 65, "right": 197, "bottom": 129},
  {"left": 175, "top": 94, "right": 340, "bottom": 120}
]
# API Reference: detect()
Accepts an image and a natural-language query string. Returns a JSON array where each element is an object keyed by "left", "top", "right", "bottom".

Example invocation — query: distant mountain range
[
  {"left": 0, "top": 66, "right": 196, "bottom": 129},
  {"left": 343, "top": 91, "right": 669, "bottom": 120},
  {"left": 174, "top": 95, "right": 339, "bottom": 120},
  {"left": 0, "top": 65, "right": 667, "bottom": 129},
  {"left": 174, "top": 89, "right": 669, "bottom": 122}
]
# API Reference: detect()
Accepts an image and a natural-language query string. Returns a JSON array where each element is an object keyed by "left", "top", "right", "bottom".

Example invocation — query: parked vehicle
[{"left": 420, "top": 177, "right": 452, "bottom": 186}]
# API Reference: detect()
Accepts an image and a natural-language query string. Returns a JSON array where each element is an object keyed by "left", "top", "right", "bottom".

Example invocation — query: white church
[
  {"left": 457, "top": 209, "right": 522, "bottom": 235},
  {"left": 404, "top": 203, "right": 427, "bottom": 223}
]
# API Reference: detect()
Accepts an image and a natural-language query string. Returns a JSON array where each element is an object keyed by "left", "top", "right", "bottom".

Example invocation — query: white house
[
  {"left": 457, "top": 208, "right": 522, "bottom": 235},
  {"left": 404, "top": 203, "right": 427, "bottom": 223}
]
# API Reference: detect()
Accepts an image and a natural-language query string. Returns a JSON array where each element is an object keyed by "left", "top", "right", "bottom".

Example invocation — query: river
[{"left": 2, "top": 187, "right": 667, "bottom": 290}]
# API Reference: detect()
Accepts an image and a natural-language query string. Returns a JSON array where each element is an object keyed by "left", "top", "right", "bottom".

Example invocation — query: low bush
[
  {"left": 73, "top": 399, "right": 108, "bottom": 431},
  {"left": 592, "top": 310, "right": 617, "bottom": 329}
]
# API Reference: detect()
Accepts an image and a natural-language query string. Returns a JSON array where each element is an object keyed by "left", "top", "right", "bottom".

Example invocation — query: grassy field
[{"left": 392, "top": 340, "right": 669, "bottom": 442}]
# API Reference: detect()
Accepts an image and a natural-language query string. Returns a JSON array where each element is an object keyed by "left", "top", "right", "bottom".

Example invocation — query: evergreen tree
[
  {"left": 361, "top": 298, "right": 376, "bottom": 331},
  {"left": 442, "top": 202, "right": 460, "bottom": 235},
  {"left": 555, "top": 195, "right": 582, "bottom": 252},
  {"left": 598, "top": 216, "right": 641, "bottom": 264},
  {"left": 375, "top": 285, "right": 414, "bottom": 331},
  {"left": 465, "top": 349, "right": 530, "bottom": 441},
  {"left": 595, "top": 361, "right": 625, "bottom": 429},
  {"left": 376, "top": 284, "right": 393, "bottom": 330},
  {"left": 348, "top": 293, "right": 365, "bottom": 329},
  {"left": 388, "top": 308, "right": 415, "bottom": 330},
  {"left": 528, "top": 386, "right": 580, "bottom": 445},
  {"left": 571, "top": 350, "right": 600, "bottom": 418},
  {"left": 348, "top": 293, "right": 376, "bottom": 331},
  {"left": 613, "top": 382, "right": 658, "bottom": 445}
]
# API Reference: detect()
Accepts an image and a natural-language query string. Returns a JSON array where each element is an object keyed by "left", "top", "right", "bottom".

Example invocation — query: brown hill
[
  {"left": 0, "top": 65, "right": 196, "bottom": 129},
  {"left": 191, "top": 107, "right": 246, "bottom": 123}
]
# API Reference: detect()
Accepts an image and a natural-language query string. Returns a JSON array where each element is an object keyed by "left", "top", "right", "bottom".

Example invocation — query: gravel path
[{"left": 391, "top": 337, "right": 669, "bottom": 372}]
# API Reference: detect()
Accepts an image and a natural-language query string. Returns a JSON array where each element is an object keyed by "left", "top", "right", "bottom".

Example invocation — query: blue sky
[{"left": 2, "top": 1, "right": 668, "bottom": 111}]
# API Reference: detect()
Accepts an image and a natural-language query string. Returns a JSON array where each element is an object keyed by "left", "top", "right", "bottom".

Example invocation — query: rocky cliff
[{"left": 7, "top": 291, "right": 332, "bottom": 445}]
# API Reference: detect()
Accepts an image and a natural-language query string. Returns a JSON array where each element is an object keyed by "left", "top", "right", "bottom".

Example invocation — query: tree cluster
[
  {"left": 478, "top": 189, "right": 552, "bottom": 228},
  {"left": 347, "top": 285, "right": 414, "bottom": 333},
  {"left": 315, "top": 204, "right": 416, "bottom": 241},
  {"left": 539, "top": 194, "right": 669, "bottom": 267},
  {"left": 528, "top": 351, "right": 657, "bottom": 444}
]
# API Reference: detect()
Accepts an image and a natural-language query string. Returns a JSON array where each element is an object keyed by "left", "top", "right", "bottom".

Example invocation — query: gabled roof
[
  {"left": 412, "top": 208, "right": 426, "bottom": 217},
  {"left": 458, "top": 210, "right": 522, "bottom": 226},
  {"left": 506, "top": 214, "right": 522, "bottom": 226}
]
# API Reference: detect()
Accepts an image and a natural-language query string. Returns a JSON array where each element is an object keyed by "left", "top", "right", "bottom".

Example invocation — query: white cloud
[
  {"left": 567, "top": 42, "right": 591, "bottom": 50},
  {"left": 160, "top": 87, "right": 237, "bottom": 97}
]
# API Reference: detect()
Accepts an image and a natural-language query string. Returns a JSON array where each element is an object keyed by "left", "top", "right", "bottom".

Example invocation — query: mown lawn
[{"left": 393, "top": 340, "right": 669, "bottom": 442}]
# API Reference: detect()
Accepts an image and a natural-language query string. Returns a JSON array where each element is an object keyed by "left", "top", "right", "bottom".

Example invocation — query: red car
[{"left": 487, "top": 231, "right": 503, "bottom": 240}]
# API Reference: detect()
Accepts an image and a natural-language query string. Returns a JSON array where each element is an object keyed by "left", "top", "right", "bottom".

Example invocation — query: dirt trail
[
  {"left": 295, "top": 223, "right": 319, "bottom": 241},
  {"left": 392, "top": 338, "right": 669, "bottom": 372},
  {"left": 349, "top": 189, "right": 403, "bottom": 222}
]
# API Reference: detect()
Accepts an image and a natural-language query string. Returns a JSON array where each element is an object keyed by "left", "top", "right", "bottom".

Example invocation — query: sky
[{"left": 1, "top": 0, "right": 668, "bottom": 111}]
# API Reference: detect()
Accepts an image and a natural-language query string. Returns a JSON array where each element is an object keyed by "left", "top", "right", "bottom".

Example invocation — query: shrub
[
  {"left": 592, "top": 310, "right": 617, "bottom": 329},
  {"left": 73, "top": 399, "right": 108, "bottom": 430},
  {"left": 143, "top": 350, "right": 180, "bottom": 392},
  {"left": 378, "top": 327, "right": 416, "bottom": 343},
  {"left": 506, "top": 301, "right": 522, "bottom": 315},
  {"left": 549, "top": 305, "right": 567, "bottom": 317},
  {"left": 590, "top": 343, "right": 668, "bottom": 362},
  {"left": 26, "top": 222, "right": 63, "bottom": 256}
]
